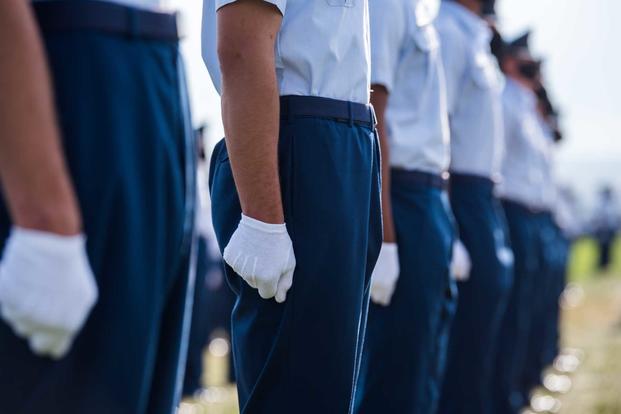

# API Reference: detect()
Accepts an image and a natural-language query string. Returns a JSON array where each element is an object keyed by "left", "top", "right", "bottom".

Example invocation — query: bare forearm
[
  {"left": 0, "top": 1, "right": 80, "bottom": 234},
  {"left": 221, "top": 64, "right": 282, "bottom": 224},
  {"left": 218, "top": 1, "right": 284, "bottom": 224},
  {"left": 371, "top": 85, "right": 396, "bottom": 243}
]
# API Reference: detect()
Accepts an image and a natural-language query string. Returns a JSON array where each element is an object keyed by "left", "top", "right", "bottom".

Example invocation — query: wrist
[
  {"left": 241, "top": 208, "right": 284, "bottom": 226},
  {"left": 13, "top": 201, "right": 81, "bottom": 236}
]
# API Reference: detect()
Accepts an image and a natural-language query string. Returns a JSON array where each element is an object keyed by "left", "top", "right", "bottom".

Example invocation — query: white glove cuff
[
  {"left": 381, "top": 242, "right": 398, "bottom": 254},
  {"left": 2, "top": 228, "right": 88, "bottom": 292},
  {"left": 10, "top": 227, "right": 86, "bottom": 255},
  {"left": 240, "top": 214, "right": 287, "bottom": 234}
]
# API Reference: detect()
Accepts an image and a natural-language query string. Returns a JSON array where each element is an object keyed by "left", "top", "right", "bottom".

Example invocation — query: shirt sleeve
[
  {"left": 369, "top": 0, "right": 407, "bottom": 92},
  {"left": 436, "top": 21, "right": 467, "bottom": 114},
  {"left": 216, "top": 0, "right": 286, "bottom": 15},
  {"left": 201, "top": 0, "right": 222, "bottom": 94}
]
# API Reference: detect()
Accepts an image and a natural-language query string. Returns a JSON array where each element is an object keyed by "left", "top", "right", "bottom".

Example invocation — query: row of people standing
[
  {"left": 201, "top": 0, "right": 574, "bottom": 413},
  {"left": 0, "top": 0, "right": 573, "bottom": 414}
]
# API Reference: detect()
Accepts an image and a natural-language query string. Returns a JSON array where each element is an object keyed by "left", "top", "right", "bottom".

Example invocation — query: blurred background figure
[
  {"left": 519, "top": 71, "right": 569, "bottom": 404},
  {"left": 493, "top": 30, "right": 555, "bottom": 414},
  {"left": 590, "top": 186, "right": 621, "bottom": 271},
  {"left": 182, "top": 126, "right": 235, "bottom": 398}
]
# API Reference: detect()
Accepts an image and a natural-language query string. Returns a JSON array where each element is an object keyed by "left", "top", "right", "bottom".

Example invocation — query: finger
[
  {"left": 29, "top": 331, "right": 57, "bottom": 356},
  {"left": 49, "top": 334, "right": 73, "bottom": 360},
  {"left": 1, "top": 304, "right": 35, "bottom": 338},
  {"left": 257, "top": 275, "right": 278, "bottom": 300},
  {"left": 275, "top": 268, "right": 294, "bottom": 303},
  {"left": 370, "top": 286, "right": 388, "bottom": 306}
]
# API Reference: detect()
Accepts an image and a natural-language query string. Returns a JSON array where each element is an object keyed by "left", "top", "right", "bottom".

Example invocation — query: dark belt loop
[
  {"left": 284, "top": 98, "right": 292, "bottom": 124},
  {"left": 370, "top": 104, "right": 377, "bottom": 128},
  {"left": 347, "top": 101, "right": 354, "bottom": 127},
  {"left": 128, "top": 8, "right": 138, "bottom": 39}
]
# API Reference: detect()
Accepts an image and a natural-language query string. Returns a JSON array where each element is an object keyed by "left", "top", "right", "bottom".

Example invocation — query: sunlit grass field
[{"left": 179, "top": 238, "right": 621, "bottom": 414}]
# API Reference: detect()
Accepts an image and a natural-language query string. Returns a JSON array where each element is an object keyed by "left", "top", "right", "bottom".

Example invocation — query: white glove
[
  {"left": 451, "top": 239, "right": 472, "bottom": 282},
  {"left": 0, "top": 227, "right": 98, "bottom": 359},
  {"left": 370, "top": 243, "right": 400, "bottom": 306},
  {"left": 223, "top": 214, "right": 295, "bottom": 303}
]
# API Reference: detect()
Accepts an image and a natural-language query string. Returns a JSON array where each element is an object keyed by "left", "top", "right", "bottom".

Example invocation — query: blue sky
[{"left": 173, "top": 0, "right": 620, "bottom": 207}]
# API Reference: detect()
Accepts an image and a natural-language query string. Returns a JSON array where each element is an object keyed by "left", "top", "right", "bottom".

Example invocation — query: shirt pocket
[
  {"left": 471, "top": 51, "right": 502, "bottom": 91},
  {"left": 406, "top": 24, "right": 441, "bottom": 119},
  {"left": 325, "top": 0, "right": 355, "bottom": 7}
]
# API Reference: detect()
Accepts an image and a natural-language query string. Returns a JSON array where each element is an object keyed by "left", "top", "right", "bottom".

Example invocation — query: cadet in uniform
[
  {"left": 0, "top": 1, "right": 195, "bottom": 413},
  {"left": 492, "top": 32, "right": 553, "bottom": 414},
  {"left": 592, "top": 186, "right": 621, "bottom": 270},
  {"left": 435, "top": 1, "right": 514, "bottom": 413},
  {"left": 202, "top": 1, "right": 382, "bottom": 412},
  {"left": 520, "top": 82, "right": 565, "bottom": 399},
  {"left": 354, "top": 0, "right": 456, "bottom": 412}
]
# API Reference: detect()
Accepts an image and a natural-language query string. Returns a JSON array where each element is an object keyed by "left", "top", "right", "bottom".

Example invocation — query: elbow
[{"left": 217, "top": 42, "right": 254, "bottom": 78}]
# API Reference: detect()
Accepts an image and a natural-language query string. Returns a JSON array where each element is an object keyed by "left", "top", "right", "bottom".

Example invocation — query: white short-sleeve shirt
[
  {"left": 204, "top": 0, "right": 371, "bottom": 104},
  {"left": 370, "top": 0, "right": 449, "bottom": 174},
  {"left": 33, "top": 0, "right": 165, "bottom": 10},
  {"left": 436, "top": 1, "right": 504, "bottom": 179},
  {"left": 496, "top": 79, "right": 553, "bottom": 210}
]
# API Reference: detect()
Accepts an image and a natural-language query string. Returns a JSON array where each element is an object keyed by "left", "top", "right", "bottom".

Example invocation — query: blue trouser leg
[
  {"left": 0, "top": 31, "right": 195, "bottom": 414},
  {"left": 544, "top": 233, "right": 569, "bottom": 365},
  {"left": 521, "top": 213, "right": 558, "bottom": 394},
  {"left": 354, "top": 173, "right": 456, "bottom": 414},
  {"left": 438, "top": 179, "right": 514, "bottom": 414},
  {"left": 492, "top": 202, "right": 540, "bottom": 414},
  {"left": 209, "top": 114, "right": 382, "bottom": 414},
  {"left": 183, "top": 238, "right": 212, "bottom": 396},
  {"left": 537, "top": 222, "right": 568, "bottom": 370},
  {"left": 183, "top": 236, "right": 237, "bottom": 395}
]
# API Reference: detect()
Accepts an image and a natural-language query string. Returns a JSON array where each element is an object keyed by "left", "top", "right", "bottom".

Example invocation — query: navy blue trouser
[
  {"left": 520, "top": 215, "right": 567, "bottom": 394},
  {"left": 492, "top": 200, "right": 541, "bottom": 414},
  {"left": 438, "top": 175, "right": 514, "bottom": 414},
  {"left": 354, "top": 170, "right": 457, "bottom": 414},
  {"left": 0, "top": 12, "right": 195, "bottom": 414},
  {"left": 543, "top": 229, "right": 569, "bottom": 366},
  {"left": 209, "top": 96, "right": 382, "bottom": 414}
]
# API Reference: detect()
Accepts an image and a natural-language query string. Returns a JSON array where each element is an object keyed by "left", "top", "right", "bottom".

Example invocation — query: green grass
[{"left": 568, "top": 237, "right": 621, "bottom": 283}]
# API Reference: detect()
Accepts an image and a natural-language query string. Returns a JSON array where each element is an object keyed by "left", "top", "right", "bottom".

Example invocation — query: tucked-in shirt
[
  {"left": 33, "top": 0, "right": 165, "bottom": 10},
  {"left": 496, "top": 79, "right": 552, "bottom": 209},
  {"left": 538, "top": 116, "right": 558, "bottom": 209},
  {"left": 436, "top": 0, "right": 504, "bottom": 179},
  {"left": 204, "top": 0, "right": 371, "bottom": 104},
  {"left": 370, "top": 0, "right": 449, "bottom": 174}
]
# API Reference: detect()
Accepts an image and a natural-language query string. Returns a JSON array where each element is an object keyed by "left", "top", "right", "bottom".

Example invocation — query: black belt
[
  {"left": 280, "top": 95, "right": 376, "bottom": 128},
  {"left": 33, "top": 0, "right": 180, "bottom": 41},
  {"left": 500, "top": 198, "right": 547, "bottom": 215},
  {"left": 391, "top": 169, "right": 447, "bottom": 190},
  {"left": 449, "top": 172, "right": 495, "bottom": 190}
]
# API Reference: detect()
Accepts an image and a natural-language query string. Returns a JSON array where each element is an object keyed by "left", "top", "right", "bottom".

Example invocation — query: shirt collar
[{"left": 442, "top": 1, "right": 491, "bottom": 43}]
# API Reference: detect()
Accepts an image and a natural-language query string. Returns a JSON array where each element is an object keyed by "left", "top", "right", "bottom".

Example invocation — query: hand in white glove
[
  {"left": 0, "top": 227, "right": 98, "bottom": 359},
  {"left": 223, "top": 214, "right": 296, "bottom": 303},
  {"left": 451, "top": 239, "right": 472, "bottom": 282},
  {"left": 370, "top": 243, "right": 400, "bottom": 306}
]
